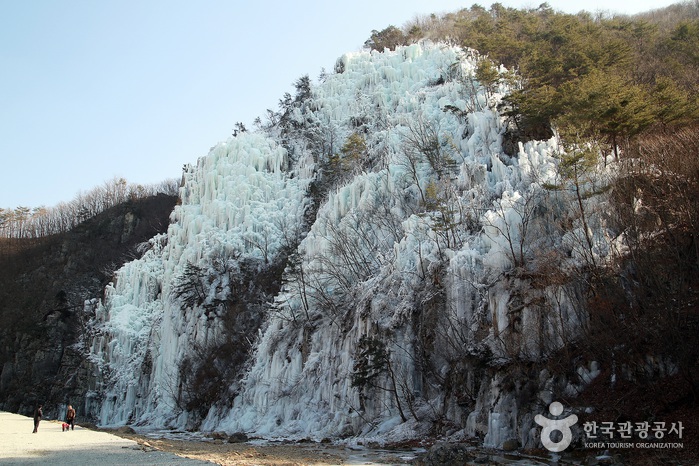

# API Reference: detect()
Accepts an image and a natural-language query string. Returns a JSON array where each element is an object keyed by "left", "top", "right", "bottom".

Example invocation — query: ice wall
[
  {"left": 89, "top": 132, "right": 308, "bottom": 426},
  {"left": 202, "top": 43, "right": 589, "bottom": 443},
  {"left": 90, "top": 42, "right": 598, "bottom": 446}
]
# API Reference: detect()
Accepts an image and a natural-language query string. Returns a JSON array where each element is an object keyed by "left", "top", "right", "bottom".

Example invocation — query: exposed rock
[
  {"left": 501, "top": 438, "right": 518, "bottom": 451},
  {"left": 414, "top": 442, "right": 474, "bottom": 466},
  {"left": 0, "top": 194, "right": 177, "bottom": 421},
  {"left": 228, "top": 432, "right": 249, "bottom": 443}
]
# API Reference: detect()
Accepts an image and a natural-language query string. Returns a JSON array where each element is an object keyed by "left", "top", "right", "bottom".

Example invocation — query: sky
[{"left": 0, "top": 0, "right": 683, "bottom": 209}]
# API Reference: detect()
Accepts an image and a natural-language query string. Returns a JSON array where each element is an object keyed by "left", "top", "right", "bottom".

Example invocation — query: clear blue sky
[{"left": 0, "top": 0, "right": 681, "bottom": 209}]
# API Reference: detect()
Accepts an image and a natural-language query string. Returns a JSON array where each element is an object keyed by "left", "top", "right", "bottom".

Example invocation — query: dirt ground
[{"left": 108, "top": 430, "right": 416, "bottom": 466}]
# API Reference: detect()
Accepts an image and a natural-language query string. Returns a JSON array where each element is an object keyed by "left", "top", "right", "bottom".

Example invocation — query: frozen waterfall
[{"left": 88, "top": 42, "right": 595, "bottom": 447}]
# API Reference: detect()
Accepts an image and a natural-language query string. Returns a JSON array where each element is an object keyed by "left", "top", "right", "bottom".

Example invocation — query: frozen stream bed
[{"left": 132, "top": 428, "right": 588, "bottom": 465}]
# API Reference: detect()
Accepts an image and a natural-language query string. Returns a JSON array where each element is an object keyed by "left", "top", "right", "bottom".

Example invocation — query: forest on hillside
[
  {"left": 367, "top": 2, "right": 698, "bottom": 145},
  {"left": 0, "top": 177, "right": 178, "bottom": 240}
]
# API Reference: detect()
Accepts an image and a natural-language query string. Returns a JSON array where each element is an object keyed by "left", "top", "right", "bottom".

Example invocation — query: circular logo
[{"left": 534, "top": 401, "right": 578, "bottom": 452}]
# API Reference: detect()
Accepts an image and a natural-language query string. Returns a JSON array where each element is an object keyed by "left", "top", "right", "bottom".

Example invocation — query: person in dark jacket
[
  {"left": 65, "top": 405, "right": 76, "bottom": 431},
  {"left": 32, "top": 404, "right": 42, "bottom": 433}
]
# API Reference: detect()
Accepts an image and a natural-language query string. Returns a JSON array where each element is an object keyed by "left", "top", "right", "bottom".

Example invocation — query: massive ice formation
[
  {"left": 88, "top": 42, "right": 596, "bottom": 447},
  {"left": 89, "top": 132, "right": 309, "bottom": 426}
]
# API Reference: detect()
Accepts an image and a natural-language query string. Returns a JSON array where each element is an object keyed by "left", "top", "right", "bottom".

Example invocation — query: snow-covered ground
[{"left": 0, "top": 411, "right": 210, "bottom": 465}]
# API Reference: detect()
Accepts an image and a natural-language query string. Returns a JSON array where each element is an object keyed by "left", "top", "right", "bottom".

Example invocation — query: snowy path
[{"left": 0, "top": 411, "right": 213, "bottom": 465}]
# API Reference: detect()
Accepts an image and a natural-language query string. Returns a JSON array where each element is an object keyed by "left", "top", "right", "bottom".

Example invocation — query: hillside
[{"left": 0, "top": 194, "right": 177, "bottom": 415}]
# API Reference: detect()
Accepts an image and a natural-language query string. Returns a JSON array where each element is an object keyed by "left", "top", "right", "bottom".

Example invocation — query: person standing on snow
[
  {"left": 32, "top": 404, "right": 42, "bottom": 433},
  {"left": 65, "top": 405, "right": 76, "bottom": 431}
]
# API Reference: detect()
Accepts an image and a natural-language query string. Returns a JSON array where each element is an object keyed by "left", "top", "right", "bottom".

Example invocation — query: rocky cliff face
[
  {"left": 0, "top": 194, "right": 177, "bottom": 420},
  {"left": 80, "top": 44, "right": 603, "bottom": 447}
]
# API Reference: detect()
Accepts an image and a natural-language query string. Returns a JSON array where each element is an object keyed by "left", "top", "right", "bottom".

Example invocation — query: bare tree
[
  {"left": 542, "top": 139, "right": 612, "bottom": 274},
  {"left": 1, "top": 177, "right": 180, "bottom": 238},
  {"left": 481, "top": 187, "right": 542, "bottom": 271}
]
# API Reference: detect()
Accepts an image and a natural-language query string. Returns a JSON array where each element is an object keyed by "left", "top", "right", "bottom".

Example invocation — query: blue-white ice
[{"left": 88, "top": 42, "right": 605, "bottom": 446}]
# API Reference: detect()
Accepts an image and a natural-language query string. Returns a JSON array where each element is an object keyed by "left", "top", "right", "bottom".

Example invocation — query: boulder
[{"left": 414, "top": 442, "right": 474, "bottom": 466}]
